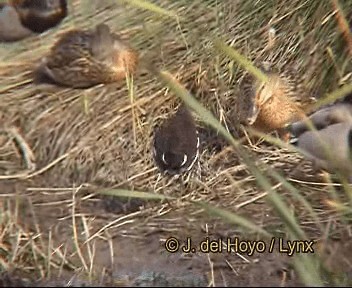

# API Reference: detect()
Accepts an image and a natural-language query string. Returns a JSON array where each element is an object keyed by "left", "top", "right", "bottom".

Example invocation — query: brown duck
[
  {"left": 289, "top": 103, "right": 352, "bottom": 182},
  {"left": 36, "top": 23, "right": 139, "bottom": 88},
  {"left": 0, "top": 4, "right": 33, "bottom": 42},
  {"left": 10, "top": 0, "right": 67, "bottom": 33},
  {"left": 239, "top": 64, "right": 314, "bottom": 140}
]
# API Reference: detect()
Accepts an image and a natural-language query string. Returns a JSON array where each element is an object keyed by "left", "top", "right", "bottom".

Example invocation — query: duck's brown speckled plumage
[
  {"left": 239, "top": 65, "right": 314, "bottom": 139},
  {"left": 37, "top": 23, "right": 139, "bottom": 88}
]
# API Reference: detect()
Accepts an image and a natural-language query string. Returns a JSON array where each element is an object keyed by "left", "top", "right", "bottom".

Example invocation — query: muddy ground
[{"left": 1, "top": 175, "right": 352, "bottom": 287}]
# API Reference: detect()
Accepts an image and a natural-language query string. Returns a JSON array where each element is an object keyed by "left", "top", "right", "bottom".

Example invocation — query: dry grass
[{"left": 0, "top": 0, "right": 352, "bottom": 286}]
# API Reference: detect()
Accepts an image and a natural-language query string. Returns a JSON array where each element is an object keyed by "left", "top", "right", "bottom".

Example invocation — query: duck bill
[{"left": 247, "top": 106, "right": 260, "bottom": 125}]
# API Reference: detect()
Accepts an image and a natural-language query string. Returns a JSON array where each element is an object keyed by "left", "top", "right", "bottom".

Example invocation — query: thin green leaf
[
  {"left": 99, "top": 188, "right": 174, "bottom": 201},
  {"left": 266, "top": 189, "right": 306, "bottom": 239},
  {"left": 311, "top": 83, "right": 352, "bottom": 112},
  {"left": 270, "top": 170, "right": 324, "bottom": 232},
  {"left": 191, "top": 200, "right": 272, "bottom": 238},
  {"left": 293, "top": 254, "right": 325, "bottom": 286},
  {"left": 213, "top": 38, "right": 268, "bottom": 83},
  {"left": 119, "top": 0, "right": 178, "bottom": 18}
]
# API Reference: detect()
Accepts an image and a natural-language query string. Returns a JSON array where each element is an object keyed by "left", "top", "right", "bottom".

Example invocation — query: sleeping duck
[
  {"left": 239, "top": 64, "right": 314, "bottom": 141},
  {"left": 36, "top": 23, "right": 139, "bottom": 88}
]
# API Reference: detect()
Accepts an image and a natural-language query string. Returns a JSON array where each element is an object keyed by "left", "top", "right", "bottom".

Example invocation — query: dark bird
[
  {"left": 0, "top": 4, "right": 33, "bottom": 42},
  {"left": 10, "top": 0, "right": 67, "bottom": 33},
  {"left": 289, "top": 103, "right": 352, "bottom": 182},
  {"left": 35, "top": 23, "right": 139, "bottom": 88},
  {"left": 153, "top": 105, "right": 200, "bottom": 176}
]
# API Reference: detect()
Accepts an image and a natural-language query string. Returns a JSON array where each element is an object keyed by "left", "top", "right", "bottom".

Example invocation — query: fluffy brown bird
[
  {"left": 36, "top": 23, "right": 139, "bottom": 88},
  {"left": 239, "top": 64, "right": 314, "bottom": 140},
  {"left": 153, "top": 105, "right": 200, "bottom": 176},
  {"left": 0, "top": 4, "right": 33, "bottom": 42},
  {"left": 9, "top": 0, "right": 67, "bottom": 33},
  {"left": 289, "top": 103, "right": 352, "bottom": 182}
]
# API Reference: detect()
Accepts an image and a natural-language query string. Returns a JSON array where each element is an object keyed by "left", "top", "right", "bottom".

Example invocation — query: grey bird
[
  {"left": 289, "top": 102, "right": 352, "bottom": 136},
  {"left": 289, "top": 103, "right": 352, "bottom": 182},
  {"left": 0, "top": 4, "right": 33, "bottom": 42}
]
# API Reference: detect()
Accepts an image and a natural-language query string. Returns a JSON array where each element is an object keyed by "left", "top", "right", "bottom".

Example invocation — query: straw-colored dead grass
[{"left": 0, "top": 0, "right": 352, "bottom": 286}]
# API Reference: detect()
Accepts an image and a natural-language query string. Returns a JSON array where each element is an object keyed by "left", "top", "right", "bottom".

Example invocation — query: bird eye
[
  {"left": 42, "top": 0, "right": 53, "bottom": 8},
  {"left": 181, "top": 154, "right": 188, "bottom": 166}
]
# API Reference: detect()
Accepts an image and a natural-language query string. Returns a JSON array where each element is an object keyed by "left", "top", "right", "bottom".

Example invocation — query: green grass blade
[
  {"left": 158, "top": 70, "right": 236, "bottom": 144},
  {"left": 119, "top": 0, "right": 178, "bottom": 18},
  {"left": 266, "top": 188, "right": 306, "bottom": 239},
  {"left": 293, "top": 254, "right": 325, "bottom": 287},
  {"left": 243, "top": 128, "right": 328, "bottom": 232},
  {"left": 98, "top": 187, "right": 272, "bottom": 237},
  {"left": 213, "top": 38, "right": 268, "bottom": 82},
  {"left": 311, "top": 83, "right": 352, "bottom": 112},
  {"left": 190, "top": 201, "right": 272, "bottom": 238},
  {"left": 98, "top": 188, "right": 174, "bottom": 200},
  {"left": 270, "top": 170, "right": 324, "bottom": 232}
]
